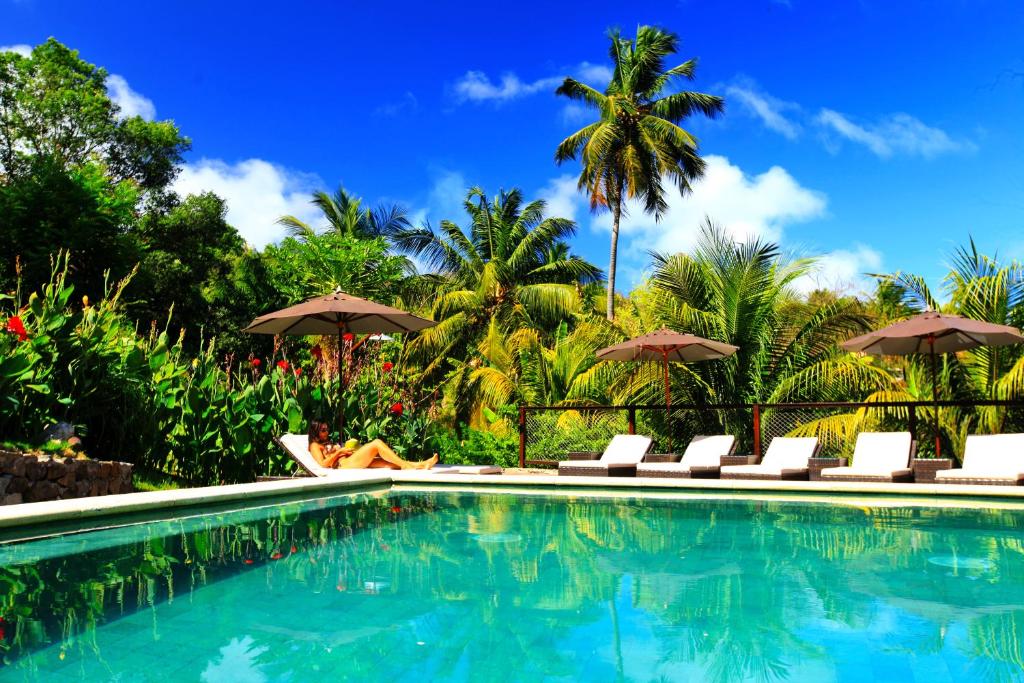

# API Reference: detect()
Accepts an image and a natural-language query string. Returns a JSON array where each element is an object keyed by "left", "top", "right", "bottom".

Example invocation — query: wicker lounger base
[
  {"left": 638, "top": 466, "right": 720, "bottom": 479},
  {"left": 721, "top": 470, "right": 808, "bottom": 481},
  {"left": 819, "top": 472, "right": 914, "bottom": 483},
  {"left": 936, "top": 478, "right": 1023, "bottom": 486},
  {"left": 558, "top": 465, "right": 636, "bottom": 477}
]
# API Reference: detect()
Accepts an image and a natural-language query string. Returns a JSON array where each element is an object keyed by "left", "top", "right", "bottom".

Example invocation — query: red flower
[
  {"left": 310, "top": 345, "right": 323, "bottom": 360},
  {"left": 342, "top": 332, "right": 354, "bottom": 343},
  {"left": 5, "top": 316, "right": 27, "bottom": 342},
  {"left": 276, "top": 360, "right": 289, "bottom": 372},
  {"left": 270, "top": 552, "right": 283, "bottom": 560},
  {"left": 293, "top": 368, "right": 303, "bottom": 377},
  {"left": 251, "top": 358, "right": 262, "bottom": 368},
  {"left": 290, "top": 545, "right": 298, "bottom": 553},
  {"left": 382, "top": 362, "right": 394, "bottom": 373},
  {"left": 390, "top": 505, "right": 401, "bottom": 514},
  {"left": 243, "top": 559, "right": 254, "bottom": 565},
  {"left": 390, "top": 402, "right": 403, "bottom": 416}
]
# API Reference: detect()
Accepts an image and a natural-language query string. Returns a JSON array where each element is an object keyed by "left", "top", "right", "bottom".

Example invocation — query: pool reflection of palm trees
[{"left": 6, "top": 494, "right": 1024, "bottom": 679}]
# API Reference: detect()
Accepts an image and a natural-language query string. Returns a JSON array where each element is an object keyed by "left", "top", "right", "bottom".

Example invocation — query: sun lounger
[
  {"left": 934, "top": 434, "right": 1024, "bottom": 486},
  {"left": 275, "top": 434, "right": 500, "bottom": 476},
  {"left": 634, "top": 435, "right": 737, "bottom": 478},
  {"left": 557, "top": 434, "right": 653, "bottom": 477},
  {"left": 720, "top": 437, "right": 820, "bottom": 480},
  {"left": 818, "top": 432, "right": 915, "bottom": 483}
]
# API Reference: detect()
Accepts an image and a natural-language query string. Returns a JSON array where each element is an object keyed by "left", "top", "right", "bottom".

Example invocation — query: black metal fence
[{"left": 518, "top": 400, "right": 1024, "bottom": 467}]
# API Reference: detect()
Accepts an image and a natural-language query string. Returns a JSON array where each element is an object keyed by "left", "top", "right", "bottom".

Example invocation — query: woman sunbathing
[{"left": 307, "top": 421, "right": 438, "bottom": 470}]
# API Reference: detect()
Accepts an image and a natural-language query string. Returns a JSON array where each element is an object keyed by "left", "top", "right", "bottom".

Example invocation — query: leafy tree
[
  {"left": 130, "top": 192, "right": 259, "bottom": 348},
  {"left": 0, "top": 158, "right": 140, "bottom": 299},
  {"left": 0, "top": 39, "right": 189, "bottom": 192},
  {"left": 391, "top": 187, "right": 602, "bottom": 394},
  {"left": 555, "top": 26, "right": 724, "bottom": 320},
  {"left": 262, "top": 232, "right": 409, "bottom": 304}
]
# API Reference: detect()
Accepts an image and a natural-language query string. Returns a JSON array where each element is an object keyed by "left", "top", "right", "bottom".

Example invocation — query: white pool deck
[{"left": 4, "top": 468, "right": 1024, "bottom": 533}]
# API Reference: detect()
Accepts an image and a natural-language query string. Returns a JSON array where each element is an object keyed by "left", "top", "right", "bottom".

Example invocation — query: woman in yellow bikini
[{"left": 306, "top": 421, "right": 437, "bottom": 470}]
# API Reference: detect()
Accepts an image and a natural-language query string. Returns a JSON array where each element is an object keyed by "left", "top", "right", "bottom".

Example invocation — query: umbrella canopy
[
  {"left": 244, "top": 290, "right": 436, "bottom": 433},
  {"left": 841, "top": 311, "right": 1024, "bottom": 355},
  {"left": 596, "top": 328, "right": 739, "bottom": 363},
  {"left": 596, "top": 328, "right": 739, "bottom": 450},
  {"left": 244, "top": 291, "right": 436, "bottom": 336},
  {"left": 841, "top": 311, "right": 1024, "bottom": 457}
]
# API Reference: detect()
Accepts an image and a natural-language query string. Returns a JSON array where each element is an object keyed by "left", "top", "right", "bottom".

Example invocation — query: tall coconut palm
[
  {"left": 554, "top": 25, "right": 724, "bottom": 321},
  {"left": 390, "top": 187, "right": 602, "bottom": 409},
  {"left": 278, "top": 185, "right": 410, "bottom": 241}
]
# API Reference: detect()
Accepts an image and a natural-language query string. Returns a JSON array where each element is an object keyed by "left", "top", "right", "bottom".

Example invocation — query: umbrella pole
[
  {"left": 930, "top": 341, "right": 940, "bottom": 458},
  {"left": 664, "top": 354, "right": 672, "bottom": 453},
  {"left": 338, "top": 327, "right": 345, "bottom": 438}
]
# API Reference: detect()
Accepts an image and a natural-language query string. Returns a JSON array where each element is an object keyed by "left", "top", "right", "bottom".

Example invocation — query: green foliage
[
  {"left": 435, "top": 425, "right": 518, "bottom": 468},
  {"left": 0, "top": 39, "right": 190, "bottom": 190},
  {"left": 263, "top": 233, "right": 408, "bottom": 304}
]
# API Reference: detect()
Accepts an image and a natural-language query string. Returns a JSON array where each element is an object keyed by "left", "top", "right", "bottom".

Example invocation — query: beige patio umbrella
[
  {"left": 841, "top": 310, "right": 1024, "bottom": 457},
  {"left": 596, "top": 328, "right": 739, "bottom": 450},
  {"left": 244, "top": 289, "right": 436, "bottom": 432}
]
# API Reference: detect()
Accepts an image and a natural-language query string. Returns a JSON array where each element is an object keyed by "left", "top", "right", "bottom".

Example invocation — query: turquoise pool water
[{"left": 2, "top": 490, "right": 1024, "bottom": 681}]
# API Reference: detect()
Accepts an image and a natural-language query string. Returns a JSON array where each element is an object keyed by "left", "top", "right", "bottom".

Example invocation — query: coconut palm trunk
[{"left": 607, "top": 198, "right": 622, "bottom": 320}]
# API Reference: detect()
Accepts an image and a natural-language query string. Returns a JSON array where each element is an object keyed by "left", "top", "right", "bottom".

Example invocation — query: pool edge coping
[{"left": 5, "top": 470, "right": 1024, "bottom": 532}]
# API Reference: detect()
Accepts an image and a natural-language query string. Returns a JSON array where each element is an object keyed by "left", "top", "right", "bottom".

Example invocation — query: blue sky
[{"left": 3, "top": 0, "right": 1023, "bottom": 295}]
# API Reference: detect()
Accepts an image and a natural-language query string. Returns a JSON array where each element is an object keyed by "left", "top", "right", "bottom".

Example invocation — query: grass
[{"left": 132, "top": 467, "right": 184, "bottom": 492}]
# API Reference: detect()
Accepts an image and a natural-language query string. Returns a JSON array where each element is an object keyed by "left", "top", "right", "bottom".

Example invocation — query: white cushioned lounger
[
  {"left": 720, "top": 436, "right": 819, "bottom": 480},
  {"left": 935, "top": 434, "right": 1024, "bottom": 485},
  {"left": 819, "top": 432, "right": 914, "bottom": 482},
  {"left": 277, "top": 434, "right": 500, "bottom": 475},
  {"left": 557, "top": 434, "right": 653, "bottom": 476},
  {"left": 635, "top": 435, "right": 736, "bottom": 478}
]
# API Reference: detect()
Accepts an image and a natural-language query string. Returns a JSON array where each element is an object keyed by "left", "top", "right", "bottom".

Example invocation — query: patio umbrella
[
  {"left": 841, "top": 310, "right": 1024, "bottom": 457},
  {"left": 596, "top": 328, "right": 739, "bottom": 450},
  {"left": 244, "top": 289, "right": 436, "bottom": 433}
]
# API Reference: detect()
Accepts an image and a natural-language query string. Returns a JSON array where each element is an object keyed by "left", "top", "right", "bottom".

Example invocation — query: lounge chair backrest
[
  {"left": 761, "top": 437, "right": 819, "bottom": 469},
  {"left": 680, "top": 435, "right": 736, "bottom": 466},
  {"left": 601, "top": 435, "right": 653, "bottom": 464},
  {"left": 962, "top": 434, "right": 1024, "bottom": 475},
  {"left": 851, "top": 432, "right": 912, "bottom": 471},
  {"left": 278, "top": 433, "right": 333, "bottom": 476}
]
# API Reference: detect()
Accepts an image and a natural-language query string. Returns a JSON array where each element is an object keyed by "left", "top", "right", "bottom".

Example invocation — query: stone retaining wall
[{"left": 0, "top": 451, "right": 133, "bottom": 505}]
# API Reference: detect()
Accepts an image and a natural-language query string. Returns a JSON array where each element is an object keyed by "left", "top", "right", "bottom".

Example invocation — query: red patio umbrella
[
  {"left": 244, "top": 290, "right": 436, "bottom": 434},
  {"left": 841, "top": 310, "right": 1024, "bottom": 457},
  {"left": 596, "top": 328, "right": 739, "bottom": 450}
]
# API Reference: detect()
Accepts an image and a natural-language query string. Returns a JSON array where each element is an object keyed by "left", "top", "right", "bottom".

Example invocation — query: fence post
[
  {"left": 752, "top": 403, "right": 762, "bottom": 458},
  {"left": 627, "top": 407, "right": 636, "bottom": 435},
  {"left": 908, "top": 404, "right": 917, "bottom": 447},
  {"left": 518, "top": 406, "right": 526, "bottom": 468}
]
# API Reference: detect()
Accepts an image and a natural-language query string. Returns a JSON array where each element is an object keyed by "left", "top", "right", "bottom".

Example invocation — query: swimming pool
[{"left": 2, "top": 488, "right": 1023, "bottom": 681}]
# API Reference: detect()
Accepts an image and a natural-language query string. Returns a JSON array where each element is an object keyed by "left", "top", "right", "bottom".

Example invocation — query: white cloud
[
  {"left": 374, "top": 91, "right": 418, "bottom": 117},
  {"left": 724, "top": 78, "right": 801, "bottom": 140},
  {"left": 453, "top": 71, "right": 562, "bottom": 103},
  {"left": 560, "top": 102, "right": 591, "bottom": 125},
  {"left": 0, "top": 44, "right": 32, "bottom": 57},
  {"left": 172, "top": 159, "right": 323, "bottom": 247},
  {"left": 453, "top": 61, "right": 611, "bottom": 104},
  {"left": 591, "top": 155, "right": 827, "bottom": 255},
  {"left": 816, "top": 109, "right": 975, "bottom": 159},
  {"left": 793, "top": 245, "right": 883, "bottom": 296},
  {"left": 540, "top": 175, "right": 582, "bottom": 223},
  {"left": 106, "top": 74, "right": 156, "bottom": 120}
]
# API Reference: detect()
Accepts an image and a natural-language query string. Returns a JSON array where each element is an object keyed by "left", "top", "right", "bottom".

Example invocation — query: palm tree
[
  {"left": 605, "top": 222, "right": 890, "bottom": 449},
  {"left": 554, "top": 26, "right": 724, "bottom": 321},
  {"left": 390, "top": 187, "right": 602, "bottom": 421},
  {"left": 278, "top": 185, "right": 410, "bottom": 240},
  {"left": 856, "top": 239, "right": 1024, "bottom": 456}
]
